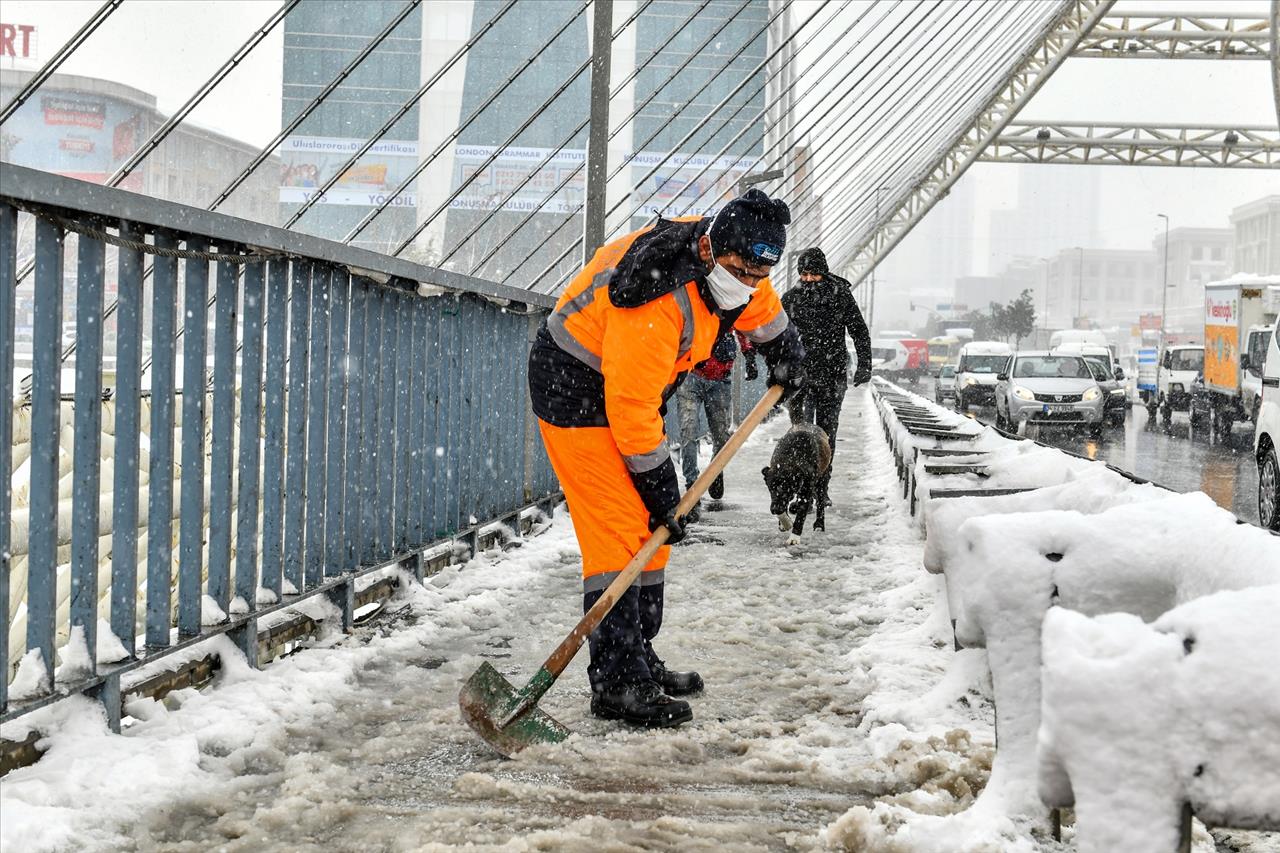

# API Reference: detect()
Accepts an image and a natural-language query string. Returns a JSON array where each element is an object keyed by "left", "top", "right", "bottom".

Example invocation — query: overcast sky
[{"left": 3, "top": 0, "right": 1277, "bottom": 272}]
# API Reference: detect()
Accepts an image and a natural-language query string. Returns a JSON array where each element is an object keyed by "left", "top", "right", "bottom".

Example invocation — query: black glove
[
  {"left": 853, "top": 365, "right": 872, "bottom": 386},
  {"left": 756, "top": 324, "right": 807, "bottom": 401},
  {"left": 769, "top": 360, "right": 807, "bottom": 401},
  {"left": 744, "top": 358, "right": 759, "bottom": 382},
  {"left": 631, "top": 456, "right": 684, "bottom": 543},
  {"left": 648, "top": 509, "right": 686, "bottom": 545}
]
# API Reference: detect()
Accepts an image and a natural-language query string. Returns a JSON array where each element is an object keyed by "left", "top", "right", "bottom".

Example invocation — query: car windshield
[
  {"left": 959, "top": 355, "right": 1005, "bottom": 374},
  {"left": 871, "top": 347, "right": 897, "bottom": 361},
  {"left": 1169, "top": 349, "right": 1204, "bottom": 371},
  {"left": 939, "top": 366, "right": 955, "bottom": 377},
  {"left": 1084, "top": 358, "right": 1111, "bottom": 381},
  {"left": 1014, "top": 355, "right": 1090, "bottom": 379}
]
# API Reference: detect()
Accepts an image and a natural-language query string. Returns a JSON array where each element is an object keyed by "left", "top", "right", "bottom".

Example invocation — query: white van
[
  {"left": 1049, "top": 330, "right": 1117, "bottom": 373},
  {"left": 954, "top": 340, "right": 1013, "bottom": 410}
]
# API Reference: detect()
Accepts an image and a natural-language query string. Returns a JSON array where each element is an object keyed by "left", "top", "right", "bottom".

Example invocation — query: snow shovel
[{"left": 460, "top": 384, "right": 786, "bottom": 757}]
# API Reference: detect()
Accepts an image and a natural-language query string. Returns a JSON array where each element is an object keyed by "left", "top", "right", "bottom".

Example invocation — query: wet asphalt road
[{"left": 913, "top": 378, "right": 1263, "bottom": 527}]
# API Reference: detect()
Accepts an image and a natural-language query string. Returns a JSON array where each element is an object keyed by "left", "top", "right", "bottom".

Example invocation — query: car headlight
[
  {"left": 1170, "top": 383, "right": 1184, "bottom": 393},
  {"left": 1012, "top": 385, "right": 1035, "bottom": 401},
  {"left": 1082, "top": 386, "right": 1101, "bottom": 402}
]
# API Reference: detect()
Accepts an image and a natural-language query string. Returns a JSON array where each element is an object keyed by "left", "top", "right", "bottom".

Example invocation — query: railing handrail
[{"left": 0, "top": 164, "right": 556, "bottom": 310}]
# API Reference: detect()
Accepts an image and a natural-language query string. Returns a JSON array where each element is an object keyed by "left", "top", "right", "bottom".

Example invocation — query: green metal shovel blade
[{"left": 459, "top": 661, "right": 571, "bottom": 758}]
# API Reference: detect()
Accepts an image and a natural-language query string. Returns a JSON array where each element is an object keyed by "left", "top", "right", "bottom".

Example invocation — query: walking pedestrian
[
  {"left": 528, "top": 190, "right": 805, "bottom": 728},
  {"left": 677, "top": 329, "right": 757, "bottom": 509},
  {"left": 782, "top": 247, "right": 872, "bottom": 459}
]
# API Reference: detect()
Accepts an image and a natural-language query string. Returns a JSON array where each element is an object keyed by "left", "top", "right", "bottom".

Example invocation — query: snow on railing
[{"left": 866, "top": 378, "right": 1280, "bottom": 849}]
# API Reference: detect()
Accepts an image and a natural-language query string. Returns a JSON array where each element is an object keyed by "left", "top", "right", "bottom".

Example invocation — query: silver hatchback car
[{"left": 993, "top": 351, "right": 1107, "bottom": 438}]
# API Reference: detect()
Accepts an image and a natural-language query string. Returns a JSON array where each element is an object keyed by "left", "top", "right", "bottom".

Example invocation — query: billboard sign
[
  {"left": 0, "top": 87, "right": 143, "bottom": 188},
  {"left": 279, "top": 136, "right": 418, "bottom": 207},
  {"left": 449, "top": 144, "right": 586, "bottom": 215}
]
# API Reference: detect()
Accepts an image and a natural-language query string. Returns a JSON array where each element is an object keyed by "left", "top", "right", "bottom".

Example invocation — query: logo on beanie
[{"left": 751, "top": 242, "right": 782, "bottom": 264}]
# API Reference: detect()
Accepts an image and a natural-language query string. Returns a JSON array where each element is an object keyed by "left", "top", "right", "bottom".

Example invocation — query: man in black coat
[{"left": 781, "top": 247, "right": 873, "bottom": 457}]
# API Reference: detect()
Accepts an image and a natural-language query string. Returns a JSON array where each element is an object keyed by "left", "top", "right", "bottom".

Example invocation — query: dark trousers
[
  {"left": 789, "top": 372, "right": 847, "bottom": 449},
  {"left": 583, "top": 582, "right": 664, "bottom": 691}
]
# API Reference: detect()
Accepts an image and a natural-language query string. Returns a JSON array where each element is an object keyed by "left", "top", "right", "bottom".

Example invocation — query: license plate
[{"left": 1042, "top": 404, "right": 1074, "bottom": 414}]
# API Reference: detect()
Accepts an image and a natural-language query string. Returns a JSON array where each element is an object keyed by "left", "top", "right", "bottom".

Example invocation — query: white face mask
[{"left": 704, "top": 241, "right": 758, "bottom": 310}]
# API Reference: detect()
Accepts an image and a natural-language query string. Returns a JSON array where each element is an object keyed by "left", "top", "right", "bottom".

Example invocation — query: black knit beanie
[
  {"left": 797, "top": 247, "right": 829, "bottom": 276},
  {"left": 708, "top": 188, "right": 790, "bottom": 266}
]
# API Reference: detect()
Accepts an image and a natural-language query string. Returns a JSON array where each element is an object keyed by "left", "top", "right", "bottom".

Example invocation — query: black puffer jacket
[{"left": 781, "top": 272, "right": 872, "bottom": 384}]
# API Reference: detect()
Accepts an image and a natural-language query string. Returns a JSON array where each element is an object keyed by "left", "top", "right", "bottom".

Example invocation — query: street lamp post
[
  {"left": 1076, "top": 246, "right": 1085, "bottom": 327},
  {"left": 869, "top": 185, "right": 889, "bottom": 328},
  {"left": 1157, "top": 213, "right": 1170, "bottom": 350}
]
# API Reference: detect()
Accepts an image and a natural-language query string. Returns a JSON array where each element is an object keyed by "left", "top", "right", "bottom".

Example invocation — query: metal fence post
[
  {"left": 325, "top": 272, "right": 349, "bottom": 578},
  {"left": 236, "top": 260, "right": 266, "bottom": 618},
  {"left": 396, "top": 291, "right": 413, "bottom": 553},
  {"left": 27, "top": 219, "right": 65, "bottom": 682},
  {"left": 363, "top": 287, "right": 383, "bottom": 563},
  {"left": 208, "top": 258, "right": 239, "bottom": 613},
  {"left": 522, "top": 313, "right": 538, "bottom": 502},
  {"left": 379, "top": 290, "right": 399, "bottom": 556},
  {"left": 345, "top": 279, "right": 367, "bottom": 571},
  {"left": 179, "top": 250, "right": 210, "bottom": 637},
  {"left": 260, "top": 258, "right": 288, "bottom": 598},
  {"left": 305, "top": 267, "right": 331, "bottom": 588},
  {"left": 284, "top": 261, "right": 311, "bottom": 593},
  {"left": 110, "top": 224, "right": 143, "bottom": 657},
  {"left": 70, "top": 231, "right": 107, "bottom": 672},
  {"left": 0, "top": 203, "right": 15, "bottom": 710},
  {"left": 582, "top": 0, "right": 614, "bottom": 265},
  {"left": 147, "top": 237, "right": 178, "bottom": 648},
  {"left": 409, "top": 297, "right": 426, "bottom": 549}
]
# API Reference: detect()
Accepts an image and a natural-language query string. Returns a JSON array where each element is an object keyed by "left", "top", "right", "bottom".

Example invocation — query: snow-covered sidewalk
[{"left": 0, "top": 389, "right": 1061, "bottom": 850}]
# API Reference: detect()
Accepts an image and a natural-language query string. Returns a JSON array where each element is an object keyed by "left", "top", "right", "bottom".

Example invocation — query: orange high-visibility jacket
[{"left": 535, "top": 217, "right": 791, "bottom": 477}]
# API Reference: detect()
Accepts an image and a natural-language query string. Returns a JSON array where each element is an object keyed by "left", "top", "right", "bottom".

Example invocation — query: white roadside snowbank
[{"left": 1040, "top": 586, "right": 1280, "bottom": 851}]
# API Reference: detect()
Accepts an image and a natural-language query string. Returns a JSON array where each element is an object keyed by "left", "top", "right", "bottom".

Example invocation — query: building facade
[
  {"left": 1230, "top": 195, "right": 1280, "bottom": 275},
  {"left": 1041, "top": 247, "right": 1156, "bottom": 331},
  {"left": 280, "top": 0, "right": 423, "bottom": 251},
  {"left": 1155, "top": 226, "right": 1233, "bottom": 333}
]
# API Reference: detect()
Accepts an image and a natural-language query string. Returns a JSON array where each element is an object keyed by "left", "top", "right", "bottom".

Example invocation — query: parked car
[
  {"left": 1082, "top": 356, "right": 1128, "bottom": 428},
  {"left": 1255, "top": 313, "right": 1280, "bottom": 530},
  {"left": 934, "top": 364, "right": 957, "bottom": 404},
  {"left": 954, "top": 341, "right": 1012, "bottom": 410},
  {"left": 993, "top": 351, "right": 1106, "bottom": 439}
]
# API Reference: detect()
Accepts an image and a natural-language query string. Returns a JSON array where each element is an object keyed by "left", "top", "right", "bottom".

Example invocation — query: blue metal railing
[{"left": 1, "top": 164, "right": 560, "bottom": 723}]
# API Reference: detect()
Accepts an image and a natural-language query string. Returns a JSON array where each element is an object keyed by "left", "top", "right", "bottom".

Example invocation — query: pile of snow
[
  {"left": 1040, "top": 586, "right": 1280, "bottom": 851},
  {"left": 948, "top": 491, "right": 1280, "bottom": 819}
]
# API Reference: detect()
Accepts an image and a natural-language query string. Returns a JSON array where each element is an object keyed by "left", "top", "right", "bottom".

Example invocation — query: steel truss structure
[
  {"left": 1074, "top": 10, "right": 1272, "bottom": 59},
  {"left": 980, "top": 122, "right": 1279, "bottom": 169},
  {"left": 836, "top": 0, "right": 1116, "bottom": 285}
]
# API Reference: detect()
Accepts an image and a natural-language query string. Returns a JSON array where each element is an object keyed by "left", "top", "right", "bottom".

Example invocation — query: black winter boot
[
  {"left": 590, "top": 680, "right": 693, "bottom": 727},
  {"left": 649, "top": 660, "right": 704, "bottom": 696},
  {"left": 708, "top": 473, "right": 724, "bottom": 500}
]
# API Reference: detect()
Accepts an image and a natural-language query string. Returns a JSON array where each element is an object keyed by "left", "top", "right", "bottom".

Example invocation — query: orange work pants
[{"left": 537, "top": 420, "right": 669, "bottom": 592}]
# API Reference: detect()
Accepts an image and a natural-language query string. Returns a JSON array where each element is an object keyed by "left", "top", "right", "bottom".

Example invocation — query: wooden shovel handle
[{"left": 541, "top": 384, "right": 785, "bottom": 678}]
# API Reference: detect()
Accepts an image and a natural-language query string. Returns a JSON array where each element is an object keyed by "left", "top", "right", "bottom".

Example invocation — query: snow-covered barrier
[
  {"left": 868, "top": 378, "right": 1280, "bottom": 847},
  {"left": 950, "top": 492, "right": 1280, "bottom": 818},
  {"left": 1039, "top": 586, "right": 1280, "bottom": 850}
]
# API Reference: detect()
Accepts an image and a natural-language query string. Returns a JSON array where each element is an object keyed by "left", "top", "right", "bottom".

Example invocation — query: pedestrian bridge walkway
[{"left": 4, "top": 386, "right": 980, "bottom": 850}]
